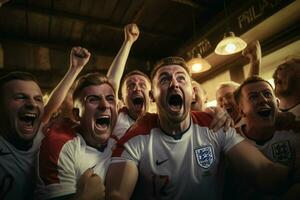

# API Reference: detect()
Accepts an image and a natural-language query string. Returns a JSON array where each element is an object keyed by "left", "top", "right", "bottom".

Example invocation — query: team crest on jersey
[
  {"left": 271, "top": 140, "right": 293, "bottom": 165},
  {"left": 194, "top": 145, "right": 215, "bottom": 169}
]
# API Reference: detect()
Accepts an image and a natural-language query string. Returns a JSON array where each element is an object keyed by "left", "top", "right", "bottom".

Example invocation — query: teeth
[
  {"left": 96, "top": 116, "right": 110, "bottom": 126},
  {"left": 24, "top": 113, "right": 37, "bottom": 118}
]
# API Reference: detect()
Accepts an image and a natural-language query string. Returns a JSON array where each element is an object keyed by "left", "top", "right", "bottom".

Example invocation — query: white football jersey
[
  {"left": 113, "top": 107, "right": 135, "bottom": 139},
  {"left": 35, "top": 128, "right": 116, "bottom": 200},
  {"left": 111, "top": 112, "right": 244, "bottom": 200},
  {"left": 287, "top": 104, "right": 300, "bottom": 121},
  {"left": 0, "top": 125, "right": 44, "bottom": 200},
  {"left": 238, "top": 127, "right": 300, "bottom": 167}
]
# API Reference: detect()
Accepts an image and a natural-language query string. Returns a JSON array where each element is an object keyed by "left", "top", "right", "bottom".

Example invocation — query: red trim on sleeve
[
  {"left": 39, "top": 119, "right": 76, "bottom": 185},
  {"left": 191, "top": 111, "right": 213, "bottom": 127},
  {"left": 112, "top": 113, "right": 158, "bottom": 157}
]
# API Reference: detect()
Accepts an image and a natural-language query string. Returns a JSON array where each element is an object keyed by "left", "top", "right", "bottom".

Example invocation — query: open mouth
[
  {"left": 18, "top": 113, "right": 38, "bottom": 134},
  {"left": 19, "top": 113, "right": 37, "bottom": 127},
  {"left": 168, "top": 94, "right": 183, "bottom": 112},
  {"left": 257, "top": 108, "right": 272, "bottom": 117},
  {"left": 96, "top": 116, "right": 111, "bottom": 129},
  {"left": 132, "top": 96, "right": 144, "bottom": 110}
]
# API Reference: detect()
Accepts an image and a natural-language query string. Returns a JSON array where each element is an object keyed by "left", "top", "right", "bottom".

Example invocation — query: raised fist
[
  {"left": 242, "top": 40, "right": 261, "bottom": 62},
  {"left": 124, "top": 23, "right": 139, "bottom": 44},
  {"left": 70, "top": 46, "right": 91, "bottom": 70}
]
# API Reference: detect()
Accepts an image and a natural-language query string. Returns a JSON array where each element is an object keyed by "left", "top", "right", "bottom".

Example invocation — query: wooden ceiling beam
[
  {"left": 3, "top": 2, "right": 181, "bottom": 41},
  {"left": 0, "top": 68, "right": 107, "bottom": 89},
  {"left": 0, "top": 33, "right": 159, "bottom": 61}
]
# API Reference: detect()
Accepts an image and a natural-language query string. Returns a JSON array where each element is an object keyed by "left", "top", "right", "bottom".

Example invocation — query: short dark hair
[
  {"left": 73, "top": 73, "right": 114, "bottom": 102},
  {"left": 151, "top": 57, "right": 190, "bottom": 81},
  {"left": 273, "top": 57, "right": 300, "bottom": 79},
  {"left": 0, "top": 71, "right": 39, "bottom": 92},
  {"left": 234, "top": 75, "right": 274, "bottom": 103}
]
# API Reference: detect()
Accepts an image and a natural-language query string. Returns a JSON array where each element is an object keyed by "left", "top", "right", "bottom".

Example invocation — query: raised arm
[
  {"left": 106, "top": 162, "right": 139, "bottom": 200},
  {"left": 226, "top": 140, "right": 289, "bottom": 192},
  {"left": 107, "top": 23, "right": 139, "bottom": 95},
  {"left": 243, "top": 40, "right": 261, "bottom": 77},
  {"left": 42, "top": 47, "right": 90, "bottom": 124}
]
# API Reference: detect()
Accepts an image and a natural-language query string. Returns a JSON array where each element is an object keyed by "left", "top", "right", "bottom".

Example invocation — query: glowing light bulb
[
  {"left": 191, "top": 63, "right": 202, "bottom": 73},
  {"left": 225, "top": 43, "right": 236, "bottom": 53}
]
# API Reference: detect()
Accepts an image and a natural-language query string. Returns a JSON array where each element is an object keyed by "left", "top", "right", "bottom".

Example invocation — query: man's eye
[
  {"left": 264, "top": 92, "right": 272, "bottom": 98},
  {"left": 106, "top": 95, "right": 115, "bottom": 102},
  {"left": 160, "top": 77, "right": 169, "bottom": 84},
  {"left": 15, "top": 95, "right": 26, "bottom": 100},
  {"left": 86, "top": 96, "right": 100, "bottom": 103},
  {"left": 127, "top": 83, "right": 135, "bottom": 90},
  {"left": 177, "top": 75, "right": 186, "bottom": 82},
  {"left": 35, "top": 97, "right": 43, "bottom": 103},
  {"left": 249, "top": 94, "right": 257, "bottom": 101},
  {"left": 140, "top": 83, "right": 147, "bottom": 89}
]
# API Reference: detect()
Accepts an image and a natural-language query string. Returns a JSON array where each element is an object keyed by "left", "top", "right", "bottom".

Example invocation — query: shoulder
[
  {"left": 191, "top": 111, "right": 213, "bottom": 127},
  {"left": 112, "top": 113, "right": 158, "bottom": 157},
  {"left": 120, "top": 113, "right": 158, "bottom": 142},
  {"left": 40, "top": 119, "right": 78, "bottom": 156}
]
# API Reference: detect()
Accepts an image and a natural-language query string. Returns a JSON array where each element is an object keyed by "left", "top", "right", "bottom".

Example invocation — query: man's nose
[
  {"left": 25, "top": 97, "right": 37, "bottom": 109},
  {"left": 97, "top": 99, "right": 109, "bottom": 111},
  {"left": 170, "top": 76, "right": 179, "bottom": 89}
]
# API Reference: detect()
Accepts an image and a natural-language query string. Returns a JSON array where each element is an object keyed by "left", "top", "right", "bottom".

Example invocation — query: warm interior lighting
[
  {"left": 215, "top": 32, "right": 247, "bottom": 55},
  {"left": 187, "top": 54, "right": 211, "bottom": 74}
]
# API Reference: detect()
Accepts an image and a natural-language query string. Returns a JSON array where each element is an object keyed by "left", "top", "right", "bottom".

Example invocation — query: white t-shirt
[
  {"left": 238, "top": 127, "right": 300, "bottom": 167},
  {"left": 283, "top": 103, "right": 300, "bottom": 121},
  {"left": 113, "top": 107, "right": 135, "bottom": 139},
  {"left": 35, "top": 127, "right": 116, "bottom": 200},
  {"left": 111, "top": 112, "right": 244, "bottom": 200},
  {"left": 0, "top": 124, "right": 44, "bottom": 200}
]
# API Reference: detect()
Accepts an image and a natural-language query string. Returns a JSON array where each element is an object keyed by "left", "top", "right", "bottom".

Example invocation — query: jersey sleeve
[
  {"left": 220, "top": 127, "right": 245, "bottom": 153},
  {"left": 36, "top": 124, "right": 78, "bottom": 200},
  {"left": 111, "top": 113, "right": 158, "bottom": 165}
]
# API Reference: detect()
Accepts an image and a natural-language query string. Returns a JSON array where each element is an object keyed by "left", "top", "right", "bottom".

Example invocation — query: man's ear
[
  {"left": 239, "top": 104, "right": 246, "bottom": 117},
  {"left": 192, "top": 86, "right": 196, "bottom": 102},
  {"left": 72, "top": 108, "right": 81, "bottom": 122},
  {"left": 276, "top": 97, "right": 280, "bottom": 108},
  {"left": 149, "top": 90, "right": 155, "bottom": 102}
]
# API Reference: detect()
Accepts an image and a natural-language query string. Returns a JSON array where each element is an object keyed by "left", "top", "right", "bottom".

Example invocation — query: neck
[
  {"left": 279, "top": 95, "right": 300, "bottom": 110},
  {"left": 244, "top": 124, "right": 275, "bottom": 143},
  {"left": 4, "top": 134, "right": 33, "bottom": 151},
  {"left": 159, "top": 114, "right": 191, "bottom": 136},
  {"left": 126, "top": 107, "right": 138, "bottom": 121}
]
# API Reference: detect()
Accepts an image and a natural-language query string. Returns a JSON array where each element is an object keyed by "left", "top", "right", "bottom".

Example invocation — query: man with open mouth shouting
[
  {"left": 106, "top": 57, "right": 296, "bottom": 200},
  {"left": 36, "top": 73, "right": 115, "bottom": 200},
  {"left": 0, "top": 46, "right": 91, "bottom": 200},
  {"left": 228, "top": 76, "right": 300, "bottom": 199},
  {"left": 36, "top": 23, "right": 142, "bottom": 200}
]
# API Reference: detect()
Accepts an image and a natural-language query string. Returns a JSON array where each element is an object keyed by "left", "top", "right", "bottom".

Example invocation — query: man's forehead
[
  {"left": 243, "top": 81, "right": 272, "bottom": 93},
  {"left": 156, "top": 64, "right": 188, "bottom": 75},
  {"left": 217, "top": 86, "right": 235, "bottom": 96},
  {"left": 81, "top": 83, "right": 115, "bottom": 96},
  {"left": 4, "top": 80, "right": 41, "bottom": 92},
  {"left": 126, "top": 74, "right": 149, "bottom": 83}
]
